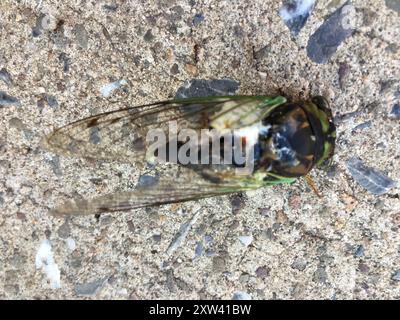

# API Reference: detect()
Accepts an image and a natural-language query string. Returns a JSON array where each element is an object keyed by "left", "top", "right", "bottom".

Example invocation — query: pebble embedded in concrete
[{"left": 307, "top": 2, "right": 356, "bottom": 64}]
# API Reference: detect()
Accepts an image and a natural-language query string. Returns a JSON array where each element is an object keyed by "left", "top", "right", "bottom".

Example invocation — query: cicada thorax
[
  {"left": 255, "top": 99, "right": 336, "bottom": 179},
  {"left": 255, "top": 103, "right": 317, "bottom": 178}
]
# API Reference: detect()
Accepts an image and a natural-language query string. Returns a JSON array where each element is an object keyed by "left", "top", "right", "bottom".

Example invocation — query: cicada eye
[
  {"left": 311, "top": 96, "right": 331, "bottom": 115},
  {"left": 309, "top": 96, "right": 336, "bottom": 167}
]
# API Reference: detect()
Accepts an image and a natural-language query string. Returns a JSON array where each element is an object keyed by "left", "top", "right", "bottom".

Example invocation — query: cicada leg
[{"left": 304, "top": 175, "right": 322, "bottom": 198}]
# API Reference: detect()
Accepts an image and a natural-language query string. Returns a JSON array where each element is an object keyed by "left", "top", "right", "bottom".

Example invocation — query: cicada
[{"left": 43, "top": 95, "right": 336, "bottom": 216}]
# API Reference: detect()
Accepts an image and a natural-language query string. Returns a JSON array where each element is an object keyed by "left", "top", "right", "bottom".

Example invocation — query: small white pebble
[
  {"left": 65, "top": 238, "right": 76, "bottom": 252},
  {"left": 232, "top": 291, "right": 252, "bottom": 300},
  {"left": 37, "top": 87, "right": 46, "bottom": 94},
  {"left": 238, "top": 235, "right": 253, "bottom": 247},
  {"left": 40, "top": 14, "right": 58, "bottom": 31},
  {"left": 117, "top": 288, "right": 128, "bottom": 296},
  {"left": 258, "top": 71, "right": 267, "bottom": 79},
  {"left": 100, "top": 79, "right": 127, "bottom": 97}
]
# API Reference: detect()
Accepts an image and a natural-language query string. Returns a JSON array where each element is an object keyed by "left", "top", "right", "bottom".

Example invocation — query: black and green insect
[{"left": 43, "top": 94, "right": 336, "bottom": 216}]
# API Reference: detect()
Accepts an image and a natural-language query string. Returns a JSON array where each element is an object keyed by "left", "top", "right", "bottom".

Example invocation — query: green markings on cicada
[
  {"left": 261, "top": 96, "right": 287, "bottom": 108},
  {"left": 307, "top": 97, "right": 336, "bottom": 167}
]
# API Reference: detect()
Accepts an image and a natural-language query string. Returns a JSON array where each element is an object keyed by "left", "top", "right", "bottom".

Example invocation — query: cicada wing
[
  {"left": 50, "top": 166, "right": 263, "bottom": 216},
  {"left": 42, "top": 96, "right": 286, "bottom": 165},
  {"left": 46, "top": 95, "right": 288, "bottom": 215},
  {"left": 42, "top": 101, "right": 182, "bottom": 165}
]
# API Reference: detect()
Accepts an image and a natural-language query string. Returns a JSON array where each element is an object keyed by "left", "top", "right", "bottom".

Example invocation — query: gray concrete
[{"left": 0, "top": 0, "right": 399, "bottom": 299}]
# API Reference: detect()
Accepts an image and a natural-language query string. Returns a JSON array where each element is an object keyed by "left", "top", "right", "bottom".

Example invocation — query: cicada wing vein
[
  {"left": 42, "top": 96, "right": 286, "bottom": 165},
  {"left": 50, "top": 167, "right": 264, "bottom": 216}
]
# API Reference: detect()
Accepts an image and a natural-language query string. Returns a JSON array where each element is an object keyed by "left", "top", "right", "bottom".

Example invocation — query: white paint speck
[
  {"left": 35, "top": 240, "right": 61, "bottom": 289},
  {"left": 279, "top": 0, "right": 316, "bottom": 22},
  {"left": 65, "top": 238, "right": 76, "bottom": 252},
  {"left": 100, "top": 79, "right": 127, "bottom": 97},
  {"left": 238, "top": 235, "right": 253, "bottom": 247}
]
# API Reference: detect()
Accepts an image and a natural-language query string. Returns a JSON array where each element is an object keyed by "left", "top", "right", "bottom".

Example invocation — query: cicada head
[{"left": 256, "top": 96, "right": 336, "bottom": 178}]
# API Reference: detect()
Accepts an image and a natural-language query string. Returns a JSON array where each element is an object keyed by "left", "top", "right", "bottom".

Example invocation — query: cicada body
[{"left": 43, "top": 94, "right": 336, "bottom": 215}]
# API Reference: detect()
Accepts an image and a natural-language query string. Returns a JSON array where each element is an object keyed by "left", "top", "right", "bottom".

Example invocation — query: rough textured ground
[{"left": 1, "top": 0, "right": 399, "bottom": 299}]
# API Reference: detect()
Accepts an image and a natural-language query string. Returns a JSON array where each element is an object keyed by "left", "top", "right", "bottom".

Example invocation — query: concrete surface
[{"left": 1, "top": 0, "right": 400, "bottom": 299}]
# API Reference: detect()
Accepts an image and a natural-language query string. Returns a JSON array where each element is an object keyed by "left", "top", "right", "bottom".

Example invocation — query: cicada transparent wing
[
  {"left": 44, "top": 95, "right": 289, "bottom": 215},
  {"left": 43, "top": 96, "right": 286, "bottom": 165},
  {"left": 50, "top": 166, "right": 268, "bottom": 216}
]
